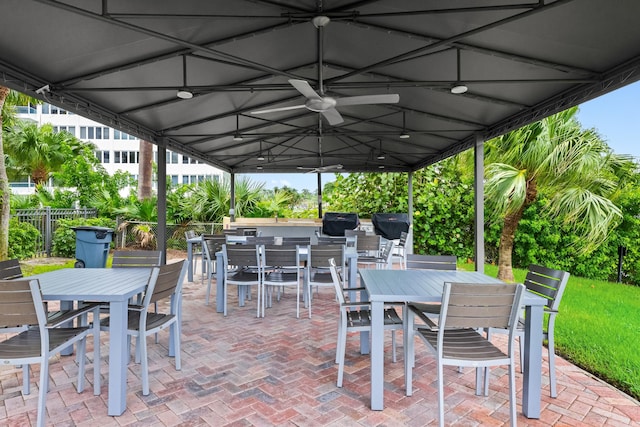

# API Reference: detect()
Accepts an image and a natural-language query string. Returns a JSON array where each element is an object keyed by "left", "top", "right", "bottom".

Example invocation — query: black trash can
[
  {"left": 71, "top": 226, "right": 114, "bottom": 268},
  {"left": 322, "top": 212, "right": 359, "bottom": 236},
  {"left": 371, "top": 213, "right": 410, "bottom": 240}
]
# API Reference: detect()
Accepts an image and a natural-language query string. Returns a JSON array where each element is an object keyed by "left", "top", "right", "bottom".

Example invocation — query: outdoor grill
[
  {"left": 321, "top": 212, "right": 359, "bottom": 236},
  {"left": 371, "top": 213, "right": 410, "bottom": 240}
]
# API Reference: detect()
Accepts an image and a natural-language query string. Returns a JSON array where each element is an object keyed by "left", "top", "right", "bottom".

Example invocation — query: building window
[
  {"left": 171, "top": 175, "right": 179, "bottom": 186},
  {"left": 114, "top": 129, "right": 121, "bottom": 140},
  {"left": 80, "top": 127, "right": 87, "bottom": 139},
  {"left": 114, "top": 151, "right": 121, "bottom": 163}
]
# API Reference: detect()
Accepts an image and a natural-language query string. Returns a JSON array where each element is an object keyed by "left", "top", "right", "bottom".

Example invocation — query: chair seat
[
  {"left": 101, "top": 311, "right": 175, "bottom": 332},
  {"left": 309, "top": 271, "right": 333, "bottom": 283},
  {"left": 0, "top": 327, "right": 90, "bottom": 359},
  {"left": 228, "top": 270, "right": 260, "bottom": 282},
  {"left": 418, "top": 327, "right": 509, "bottom": 363},
  {"left": 264, "top": 271, "right": 299, "bottom": 283}
]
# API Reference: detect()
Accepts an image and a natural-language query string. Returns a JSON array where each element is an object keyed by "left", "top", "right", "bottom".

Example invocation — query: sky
[{"left": 242, "top": 81, "right": 640, "bottom": 191}]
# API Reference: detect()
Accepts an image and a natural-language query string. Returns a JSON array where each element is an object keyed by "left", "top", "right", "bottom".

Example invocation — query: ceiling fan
[
  {"left": 250, "top": 16, "right": 400, "bottom": 125},
  {"left": 296, "top": 163, "right": 343, "bottom": 173}
]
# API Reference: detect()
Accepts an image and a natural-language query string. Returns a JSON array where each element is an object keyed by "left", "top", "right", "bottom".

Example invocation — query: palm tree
[
  {"left": 5, "top": 122, "right": 85, "bottom": 185},
  {"left": 0, "top": 87, "right": 36, "bottom": 259},
  {"left": 485, "top": 106, "right": 631, "bottom": 281}
]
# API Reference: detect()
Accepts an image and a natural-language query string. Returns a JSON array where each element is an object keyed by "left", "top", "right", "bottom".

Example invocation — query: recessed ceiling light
[
  {"left": 451, "top": 84, "right": 468, "bottom": 94},
  {"left": 256, "top": 165, "right": 263, "bottom": 170},
  {"left": 399, "top": 132, "right": 410, "bottom": 139},
  {"left": 377, "top": 153, "right": 386, "bottom": 160},
  {"left": 378, "top": 165, "right": 385, "bottom": 169},
  {"left": 232, "top": 134, "right": 243, "bottom": 142},
  {"left": 257, "top": 155, "right": 265, "bottom": 161},
  {"left": 176, "top": 89, "right": 193, "bottom": 99}
]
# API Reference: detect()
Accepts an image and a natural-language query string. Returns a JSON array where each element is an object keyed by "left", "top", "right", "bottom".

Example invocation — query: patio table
[
  {"left": 28, "top": 268, "right": 152, "bottom": 416},
  {"left": 359, "top": 269, "right": 546, "bottom": 418}
]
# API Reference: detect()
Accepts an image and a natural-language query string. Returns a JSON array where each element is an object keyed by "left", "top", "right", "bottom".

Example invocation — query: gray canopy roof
[{"left": 2, "top": 0, "right": 640, "bottom": 174}]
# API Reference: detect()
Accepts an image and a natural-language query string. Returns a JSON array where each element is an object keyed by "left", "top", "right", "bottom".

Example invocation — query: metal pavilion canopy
[{"left": 2, "top": 0, "right": 640, "bottom": 176}]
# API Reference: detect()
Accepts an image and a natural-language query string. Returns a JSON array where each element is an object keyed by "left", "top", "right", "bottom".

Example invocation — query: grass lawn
[{"left": 461, "top": 263, "right": 640, "bottom": 400}]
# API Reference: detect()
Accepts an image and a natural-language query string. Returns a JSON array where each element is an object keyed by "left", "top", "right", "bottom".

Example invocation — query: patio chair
[
  {"left": 0, "top": 279, "right": 100, "bottom": 427},
  {"left": 486, "top": 264, "right": 570, "bottom": 397},
  {"left": 391, "top": 231, "right": 409, "bottom": 269},
  {"left": 306, "top": 244, "right": 345, "bottom": 318},
  {"left": 0, "top": 258, "right": 23, "bottom": 280},
  {"left": 185, "top": 229, "right": 203, "bottom": 274},
  {"left": 100, "top": 260, "right": 188, "bottom": 396},
  {"left": 358, "top": 239, "right": 394, "bottom": 269},
  {"left": 405, "top": 282, "right": 525, "bottom": 427},
  {"left": 112, "top": 250, "right": 162, "bottom": 268},
  {"left": 329, "top": 259, "right": 403, "bottom": 387},
  {"left": 202, "top": 234, "right": 226, "bottom": 305},
  {"left": 262, "top": 244, "right": 304, "bottom": 318},
  {"left": 406, "top": 254, "right": 458, "bottom": 321},
  {"left": 245, "top": 235, "right": 276, "bottom": 245},
  {"left": 222, "top": 244, "right": 263, "bottom": 317}
]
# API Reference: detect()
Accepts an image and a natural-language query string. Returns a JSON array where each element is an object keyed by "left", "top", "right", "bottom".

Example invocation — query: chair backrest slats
[
  {"left": 202, "top": 235, "right": 226, "bottom": 259},
  {"left": 309, "top": 244, "right": 344, "bottom": 268},
  {"left": 245, "top": 236, "right": 276, "bottom": 245},
  {"left": 398, "top": 231, "right": 408, "bottom": 247},
  {"left": 524, "top": 264, "right": 570, "bottom": 311},
  {"left": 263, "top": 245, "right": 298, "bottom": 266},
  {"left": 442, "top": 283, "right": 523, "bottom": 330},
  {"left": 0, "top": 279, "right": 39, "bottom": 327},
  {"left": 148, "top": 261, "right": 187, "bottom": 305},
  {"left": 0, "top": 259, "right": 24, "bottom": 280},
  {"left": 112, "top": 250, "right": 162, "bottom": 268},
  {"left": 281, "top": 237, "right": 311, "bottom": 246},
  {"left": 317, "top": 236, "right": 347, "bottom": 246},
  {"left": 357, "top": 234, "right": 381, "bottom": 252},
  {"left": 405, "top": 254, "right": 456, "bottom": 270},
  {"left": 224, "top": 244, "right": 261, "bottom": 267}
]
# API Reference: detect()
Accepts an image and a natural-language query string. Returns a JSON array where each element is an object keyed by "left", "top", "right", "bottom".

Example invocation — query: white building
[{"left": 13, "top": 103, "right": 224, "bottom": 194}]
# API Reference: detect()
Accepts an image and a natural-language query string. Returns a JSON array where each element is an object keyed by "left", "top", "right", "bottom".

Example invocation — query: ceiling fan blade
[
  {"left": 251, "top": 104, "right": 307, "bottom": 114},
  {"left": 321, "top": 108, "right": 344, "bottom": 125},
  {"left": 336, "top": 94, "right": 400, "bottom": 107},
  {"left": 289, "top": 79, "right": 321, "bottom": 99}
]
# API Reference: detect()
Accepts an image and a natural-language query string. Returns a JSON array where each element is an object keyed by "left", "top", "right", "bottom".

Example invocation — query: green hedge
[{"left": 8, "top": 217, "right": 40, "bottom": 260}]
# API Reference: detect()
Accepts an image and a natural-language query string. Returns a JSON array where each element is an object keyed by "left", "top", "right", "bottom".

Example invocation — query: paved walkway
[{"left": 1, "top": 268, "right": 639, "bottom": 426}]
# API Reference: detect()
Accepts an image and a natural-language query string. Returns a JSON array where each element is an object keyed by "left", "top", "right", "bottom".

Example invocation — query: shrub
[
  {"left": 52, "top": 217, "right": 116, "bottom": 258},
  {"left": 8, "top": 218, "right": 40, "bottom": 259}
]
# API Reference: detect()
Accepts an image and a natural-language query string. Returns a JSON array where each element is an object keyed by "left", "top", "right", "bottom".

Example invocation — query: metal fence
[{"left": 15, "top": 207, "right": 97, "bottom": 257}]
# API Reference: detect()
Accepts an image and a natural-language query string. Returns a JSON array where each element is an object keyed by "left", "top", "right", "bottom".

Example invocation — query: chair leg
[
  {"left": 174, "top": 321, "right": 182, "bottom": 371},
  {"left": 93, "top": 308, "right": 101, "bottom": 395},
  {"left": 23, "top": 364, "right": 30, "bottom": 395},
  {"left": 548, "top": 332, "right": 558, "bottom": 398},
  {"left": 205, "top": 267, "right": 212, "bottom": 306},
  {"left": 336, "top": 317, "right": 347, "bottom": 387},
  {"left": 437, "top": 361, "right": 445, "bottom": 427},
  {"left": 391, "top": 330, "right": 397, "bottom": 363},
  {"left": 37, "top": 359, "right": 48, "bottom": 427},
  {"left": 404, "top": 312, "right": 415, "bottom": 396},
  {"left": 77, "top": 336, "right": 87, "bottom": 393},
  {"left": 509, "top": 361, "right": 517, "bottom": 426},
  {"left": 140, "top": 334, "right": 150, "bottom": 396}
]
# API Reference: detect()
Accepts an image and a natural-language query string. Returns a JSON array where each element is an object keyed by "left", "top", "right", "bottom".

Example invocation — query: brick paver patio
[{"left": 1, "top": 265, "right": 639, "bottom": 426}]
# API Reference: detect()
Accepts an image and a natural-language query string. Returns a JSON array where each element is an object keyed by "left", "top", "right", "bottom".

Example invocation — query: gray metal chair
[
  {"left": 0, "top": 279, "right": 100, "bottom": 427},
  {"left": 306, "top": 244, "right": 345, "bottom": 318},
  {"left": 358, "top": 239, "right": 394, "bottom": 269},
  {"left": 262, "top": 244, "right": 304, "bottom": 318},
  {"left": 100, "top": 260, "right": 188, "bottom": 396},
  {"left": 329, "top": 259, "right": 403, "bottom": 387},
  {"left": 405, "top": 254, "right": 458, "bottom": 320},
  {"left": 184, "top": 229, "right": 203, "bottom": 274},
  {"left": 391, "top": 231, "right": 409, "bottom": 269},
  {"left": 202, "top": 234, "right": 226, "bottom": 305},
  {"left": 405, "top": 282, "right": 525, "bottom": 427},
  {"left": 112, "top": 250, "right": 162, "bottom": 268},
  {"left": 222, "top": 244, "right": 263, "bottom": 317},
  {"left": 486, "top": 264, "right": 570, "bottom": 397}
]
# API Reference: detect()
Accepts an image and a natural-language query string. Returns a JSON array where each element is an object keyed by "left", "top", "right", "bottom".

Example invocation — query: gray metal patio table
[
  {"left": 29, "top": 268, "right": 151, "bottom": 416},
  {"left": 359, "top": 269, "right": 546, "bottom": 418}
]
